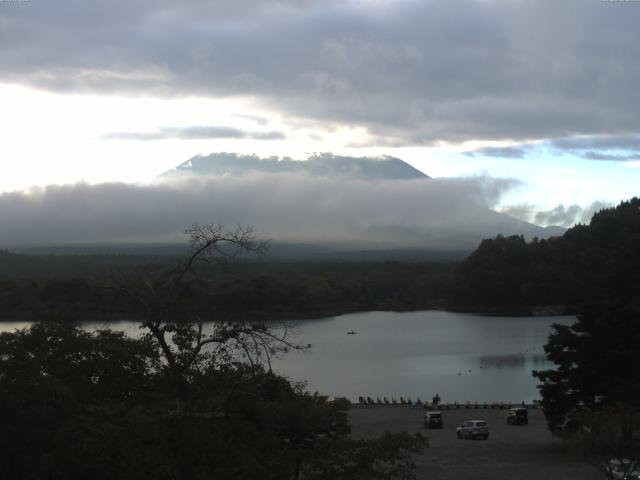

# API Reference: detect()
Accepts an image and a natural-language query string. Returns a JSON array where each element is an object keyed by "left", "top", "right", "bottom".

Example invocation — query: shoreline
[{"left": 0, "top": 303, "right": 576, "bottom": 323}]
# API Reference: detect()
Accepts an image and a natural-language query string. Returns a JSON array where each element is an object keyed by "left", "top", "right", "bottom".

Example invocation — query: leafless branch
[{"left": 113, "top": 223, "right": 310, "bottom": 411}]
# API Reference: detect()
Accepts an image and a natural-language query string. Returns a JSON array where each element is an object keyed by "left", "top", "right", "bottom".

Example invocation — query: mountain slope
[
  {"left": 158, "top": 153, "right": 562, "bottom": 251},
  {"left": 162, "top": 152, "right": 429, "bottom": 180}
]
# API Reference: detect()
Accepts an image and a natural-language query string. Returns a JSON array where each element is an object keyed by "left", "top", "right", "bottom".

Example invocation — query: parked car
[
  {"left": 609, "top": 459, "right": 640, "bottom": 480},
  {"left": 507, "top": 407, "right": 528, "bottom": 425},
  {"left": 423, "top": 411, "right": 443, "bottom": 429},
  {"left": 456, "top": 420, "right": 490, "bottom": 440}
]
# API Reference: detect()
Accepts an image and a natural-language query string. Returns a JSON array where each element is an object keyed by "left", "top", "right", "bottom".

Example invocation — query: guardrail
[{"left": 352, "top": 397, "right": 540, "bottom": 409}]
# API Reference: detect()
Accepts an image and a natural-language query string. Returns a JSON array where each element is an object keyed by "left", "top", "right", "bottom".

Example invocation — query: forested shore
[
  {"left": 1, "top": 198, "right": 638, "bottom": 322},
  {"left": 0, "top": 258, "right": 454, "bottom": 322}
]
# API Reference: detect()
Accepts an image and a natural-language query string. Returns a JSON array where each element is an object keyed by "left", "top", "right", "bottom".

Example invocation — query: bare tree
[
  {"left": 91, "top": 223, "right": 432, "bottom": 480},
  {"left": 118, "top": 224, "right": 306, "bottom": 412}
]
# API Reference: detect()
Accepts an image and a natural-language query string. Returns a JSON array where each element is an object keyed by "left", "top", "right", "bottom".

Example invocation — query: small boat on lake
[{"left": 347, "top": 330, "right": 358, "bottom": 335}]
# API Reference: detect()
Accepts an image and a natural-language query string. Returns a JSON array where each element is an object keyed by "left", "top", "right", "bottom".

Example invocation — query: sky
[{"left": 1, "top": 0, "right": 639, "bottom": 244}]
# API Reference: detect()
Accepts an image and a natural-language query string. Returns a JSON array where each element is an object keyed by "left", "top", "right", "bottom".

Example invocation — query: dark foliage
[
  {"left": 533, "top": 305, "right": 640, "bottom": 432},
  {"left": 0, "top": 323, "right": 426, "bottom": 480},
  {"left": 0, "top": 322, "right": 158, "bottom": 480},
  {"left": 452, "top": 198, "right": 640, "bottom": 311},
  {"left": 0, "top": 260, "right": 454, "bottom": 321}
]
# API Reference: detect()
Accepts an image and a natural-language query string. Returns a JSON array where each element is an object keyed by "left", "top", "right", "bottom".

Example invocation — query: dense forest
[
  {"left": 0, "top": 253, "right": 454, "bottom": 321},
  {"left": 451, "top": 197, "right": 640, "bottom": 313}
]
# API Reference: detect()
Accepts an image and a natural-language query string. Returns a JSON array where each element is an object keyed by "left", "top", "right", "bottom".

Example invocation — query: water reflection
[
  {"left": 478, "top": 353, "right": 548, "bottom": 369},
  {"left": 270, "top": 310, "right": 574, "bottom": 403}
]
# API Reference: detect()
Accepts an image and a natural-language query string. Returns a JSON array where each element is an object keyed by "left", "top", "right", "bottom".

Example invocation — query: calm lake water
[
  {"left": 269, "top": 310, "right": 574, "bottom": 403},
  {"left": 0, "top": 310, "right": 574, "bottom": 403}
]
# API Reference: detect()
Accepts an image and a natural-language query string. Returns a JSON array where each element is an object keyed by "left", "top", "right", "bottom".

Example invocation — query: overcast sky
[{"left": 1, "top": 0, "right": 639, "bottom": 240}]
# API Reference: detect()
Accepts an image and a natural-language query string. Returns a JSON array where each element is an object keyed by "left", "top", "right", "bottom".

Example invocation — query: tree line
[
  {"left": 0, "top": 258, "right": 454, "bottom": 321},
  {"left": 451, "top": 197, "right": 640, "bottom": 312}
]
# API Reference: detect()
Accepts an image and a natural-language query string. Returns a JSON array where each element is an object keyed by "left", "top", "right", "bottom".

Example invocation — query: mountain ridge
[{"left": 161, "top": 152, "right": 430, "bottom": 180}]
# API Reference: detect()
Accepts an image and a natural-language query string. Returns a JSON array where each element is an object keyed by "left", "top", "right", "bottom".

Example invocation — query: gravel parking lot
[{"left": 349, "top": 406, "right": 602, "bottom": 480}]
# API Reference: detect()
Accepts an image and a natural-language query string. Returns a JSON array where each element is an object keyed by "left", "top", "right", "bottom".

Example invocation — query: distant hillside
[
  {"left": 451, "top": 198, "right": 640, "bottom": 312},
  {"left": 0, "top": 249, "right": 177, "bottom": 279},
  {"left": 162, "top": 152, "right": 429, "bottom": 180}
]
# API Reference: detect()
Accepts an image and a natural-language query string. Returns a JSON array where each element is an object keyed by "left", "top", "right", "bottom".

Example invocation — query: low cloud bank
[
  {"left": 0, "top": 173, "right": 521, "bottom": 248},
  {"left": 500, "top": 201, "right": 611, "bottom": 228}
]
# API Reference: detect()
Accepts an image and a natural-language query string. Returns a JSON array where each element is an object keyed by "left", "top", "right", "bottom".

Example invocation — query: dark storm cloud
[
  {"left": 2, "top": 0, "right": 640, "bottom": 143},
  {"left": 0, "top": 174, "right": 520, "bottom": 247},
  {"left": 101, "top": 126, "right": 286, "bottom": 141}
]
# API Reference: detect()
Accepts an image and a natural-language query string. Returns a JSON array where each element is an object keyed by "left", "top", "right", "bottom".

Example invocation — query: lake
[
  {"left": 268, "top": 310, "right": 574, "bottom": 403},
  {"left": 0, "top": 310, "right": 574, "bottom": 403}
]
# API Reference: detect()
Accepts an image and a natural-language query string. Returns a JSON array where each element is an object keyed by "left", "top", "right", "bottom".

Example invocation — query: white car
[{"left": 456, "top": 420, "right": 490, "bottom": 440}]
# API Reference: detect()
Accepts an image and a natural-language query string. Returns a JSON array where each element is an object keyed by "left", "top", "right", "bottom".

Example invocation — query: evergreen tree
[{"left": 533, "top": 305, "right": 640, "bottom": 432}]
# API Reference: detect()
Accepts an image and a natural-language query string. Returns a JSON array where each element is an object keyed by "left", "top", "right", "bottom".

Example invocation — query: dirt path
[{"left": 349, "top": 406, "right": 602, "bottom": 480}]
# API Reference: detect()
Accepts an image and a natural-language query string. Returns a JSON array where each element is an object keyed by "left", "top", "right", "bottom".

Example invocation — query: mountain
[
  {"left": 158, "top": 152, "right": 563, "bottom": 252},
  {"left": 0, "top": 152, "right": 564, "bottom": 254},
  {"left": 161, "top": 152, "right": 429, "bottom": 180}
]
